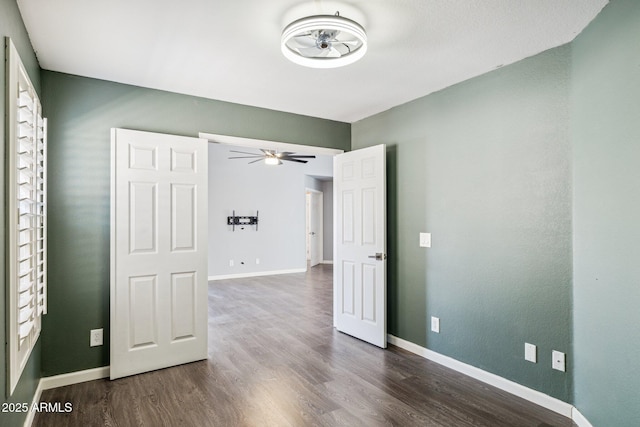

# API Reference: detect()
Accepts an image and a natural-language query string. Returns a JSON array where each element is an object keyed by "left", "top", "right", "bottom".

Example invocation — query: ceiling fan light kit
[
  {"left": 264, "top": 156, "right": 280, "bottom": 165},
  {"left": 281, "top": 13, "right": 367, "bottom": 68}
]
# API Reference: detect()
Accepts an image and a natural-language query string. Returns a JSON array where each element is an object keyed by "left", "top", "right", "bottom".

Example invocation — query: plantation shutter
[{"left": 6, "top": 37, "right": 48, "bottom": 395}]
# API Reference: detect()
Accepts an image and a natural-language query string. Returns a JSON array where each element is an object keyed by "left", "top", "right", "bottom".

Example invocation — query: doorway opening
[
  {"left": 202, "top": 132, "right": 340, "bottom": 279},
  {"left": 306, "top": 188, "right": 324, "bottom": 267}
]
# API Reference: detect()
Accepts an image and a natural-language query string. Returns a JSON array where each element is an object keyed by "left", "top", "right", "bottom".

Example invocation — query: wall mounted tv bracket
[{"left": 227, "top": 210, "right": 259, "bottom": 231}]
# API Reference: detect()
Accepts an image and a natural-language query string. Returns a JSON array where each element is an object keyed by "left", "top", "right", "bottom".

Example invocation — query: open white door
[
  {"left": 308, "top": 190, "right": 323, "bottom": 267},
  {"left": 110, "top": 128, "right": 208, "bottom": 379},
  {"left": 334, "top": 144, "right": 386, "bottom": 348}
]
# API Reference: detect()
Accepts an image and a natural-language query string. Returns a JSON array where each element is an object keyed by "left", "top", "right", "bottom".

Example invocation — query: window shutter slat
[{"left": 18, "top": 320, "right": 34, "bottom": 340}]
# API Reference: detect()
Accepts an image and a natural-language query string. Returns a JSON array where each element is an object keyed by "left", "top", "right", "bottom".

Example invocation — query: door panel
[
  {"left": 342, "top": 261, "right": 355, "bottom": 315},
  {"left": 362, "top": 264, "right": 377, "bottom": 323},
  {"left": 171, "top": 184, "right": 196, "bottom": 251},
  {"left": 129, "top": 275, "right": 158, "bottom": 348},
  {"left": 129, "top": 182, "right": 157, "bottom": 254},
  {"left": 171, "top": 272, "right": 197, "bottom": 340},
  {"left": 362, "top": 188, "right": 376, "bottom": 244},
  {"left": 334, "top": 144, "right": 386, "bottom": 348},
  {"left": 111, "top": 128, "right": 208, "bottom": 380}
]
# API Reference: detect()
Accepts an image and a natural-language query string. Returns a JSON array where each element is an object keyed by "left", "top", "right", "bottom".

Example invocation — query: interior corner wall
[
  {"left": 1, "top": 0, "right": 43, "bottom": 423},
  {"left": 39, "top": 70, "right": 350, "bottom": 377},
  {"left": 571, "top": 0, "right": 640, "bottom": 425},
  {"left": 352, "top": 46, "right": 573, "bottom": 401}
]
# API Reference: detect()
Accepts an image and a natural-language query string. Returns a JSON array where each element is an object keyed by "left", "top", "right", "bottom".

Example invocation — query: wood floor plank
[{"left": 33, "top": 265, "right": 575, "bottom": 427}]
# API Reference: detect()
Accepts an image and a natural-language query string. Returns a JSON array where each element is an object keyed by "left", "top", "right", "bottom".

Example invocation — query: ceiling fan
[
  {"left": 281, "top": 12, "right": 367, "bottom": 68},
  {"left": 228, "top": 149, "right": 316, "bottom": 165}
]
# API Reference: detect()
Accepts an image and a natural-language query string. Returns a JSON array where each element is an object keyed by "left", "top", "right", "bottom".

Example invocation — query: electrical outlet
[
  {"left": 229, "top": 260, "right": 234, "bottom": 267},
  {"left": 552, "top": 350, "right": 566, "bottom": 372},
  {"left": 525, "top": 343, "right": 537, "bottom": 363},
  {"left": 431, "top": 316, "right": 440, "bottom": 333},
  {"left": 420, "top": 232, "right": 431, "bottom": 248},
  {"left": 90, "top": 328, "right": 103, "bottom": 347}
]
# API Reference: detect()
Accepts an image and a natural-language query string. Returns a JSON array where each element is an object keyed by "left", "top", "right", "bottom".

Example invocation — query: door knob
[{"left": 368, "top": 253, "right": 387, "bottom": 260}]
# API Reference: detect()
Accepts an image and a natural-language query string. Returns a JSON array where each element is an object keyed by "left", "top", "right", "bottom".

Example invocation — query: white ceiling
[{"left": 17, "top": 0, "right": 608, "bottom": 123}]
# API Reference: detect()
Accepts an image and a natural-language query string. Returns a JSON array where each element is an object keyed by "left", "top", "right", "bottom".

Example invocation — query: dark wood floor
[{"left": 34, "top": 264, "right": 574, "bottom": 426}]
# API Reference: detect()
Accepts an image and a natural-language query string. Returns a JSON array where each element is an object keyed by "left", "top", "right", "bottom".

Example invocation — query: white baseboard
[
  {"left": 23, "top": 378, "right": 43, "bottom": 427},
  {"left": 387, "top": 335, "right": 579, "bottom": 420},
  {"left": 208, "top": 268, "right": 306, "bottom": 281},
  {"left": 40, "top": 366, "right": 110, "bottom": 391},
  {"left": 25, "top": 366, "right": 110, "bottom": 426},
  {"left": 572, "top": 407, "right": 594, "bottom": 427},
  {"left": 321, "top": 260, "right": 334, "bottom": 265}
]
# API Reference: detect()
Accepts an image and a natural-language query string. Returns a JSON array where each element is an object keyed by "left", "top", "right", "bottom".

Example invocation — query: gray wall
[
  {"left": 353, "top": 46, "right": 573, "bottom": 401},
  {"left": 208, "top": 143, "right": 332, "bottom": 276},
  {"left": 40, "top": 70, "right": 350, "bottom": 376},
  {"left": 571, "top": 0, "right": 640, "bottom": 425},
  {"left": 1, "top": 0, "right": 43, "bottom": 424}
]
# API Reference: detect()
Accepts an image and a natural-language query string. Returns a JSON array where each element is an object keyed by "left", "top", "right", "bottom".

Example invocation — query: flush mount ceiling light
[{"left": 281, "top": 12, "right": 367, "bottom": 68}]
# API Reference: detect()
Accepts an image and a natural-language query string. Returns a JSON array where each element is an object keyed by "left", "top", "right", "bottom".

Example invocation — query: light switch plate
[
  {"left": 525, "top": 343, "right": 537, "bottom": 363},
  {"left": 431, "top": 316, "right": 440, "bottom": 333},
  {"left": 420, "top": 232, "right": 431, "bottom": 248}
]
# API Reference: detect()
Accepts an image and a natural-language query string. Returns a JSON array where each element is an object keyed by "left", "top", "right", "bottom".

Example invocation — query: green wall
[
  {"left": 571, "top": 0, "right": 640, "bottom": 425},
  {"left": 39, "top": 71, "right": 350, "bottom": 376},
  {"left": 353, "top": 46, "right": 574, "bottom": 401},
  {"left": 1, "top": 0, "right": 43, "bottom": 425}
]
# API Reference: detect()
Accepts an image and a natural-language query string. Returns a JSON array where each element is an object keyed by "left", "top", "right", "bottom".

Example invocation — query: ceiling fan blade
[
  {"left": 325, "top": 47, "right": 341, "bottom": 58},
  {"left": 228, "top": 155, "right": 264, "bottom": 159},
  {"left": 291, "top": 35, "right": 316, "bottom": 48},
  {"left": 248, "top": 158, "right": 264, "bottom": 164},
  {"left": 282, "top": 158, "right": 308, "bottom": 163},
  {"left": 282, "top": 155, "right": 316, "bottom": 159},
  {"left": 333, "top": 43, "right": 351, "bottom": 55},
  {"left": 229, "top": 150, "right": 262, "bottom": 155},
  {"left": 298, "top": 46, "right": 322, "bottom": 58},
  {"left": 334, "top": 38, "right": 360, "bottom": 46}
]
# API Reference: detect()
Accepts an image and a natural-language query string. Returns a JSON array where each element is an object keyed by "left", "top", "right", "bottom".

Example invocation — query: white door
[
  {"left": 308, "top": 190, "right": 323, "bottom": 267},
  {"left": 110, "top": 128, "right": 208, "bottom": 379},
  {"left": 334, "top": 144, "right": 386, "bottom": 348}
]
